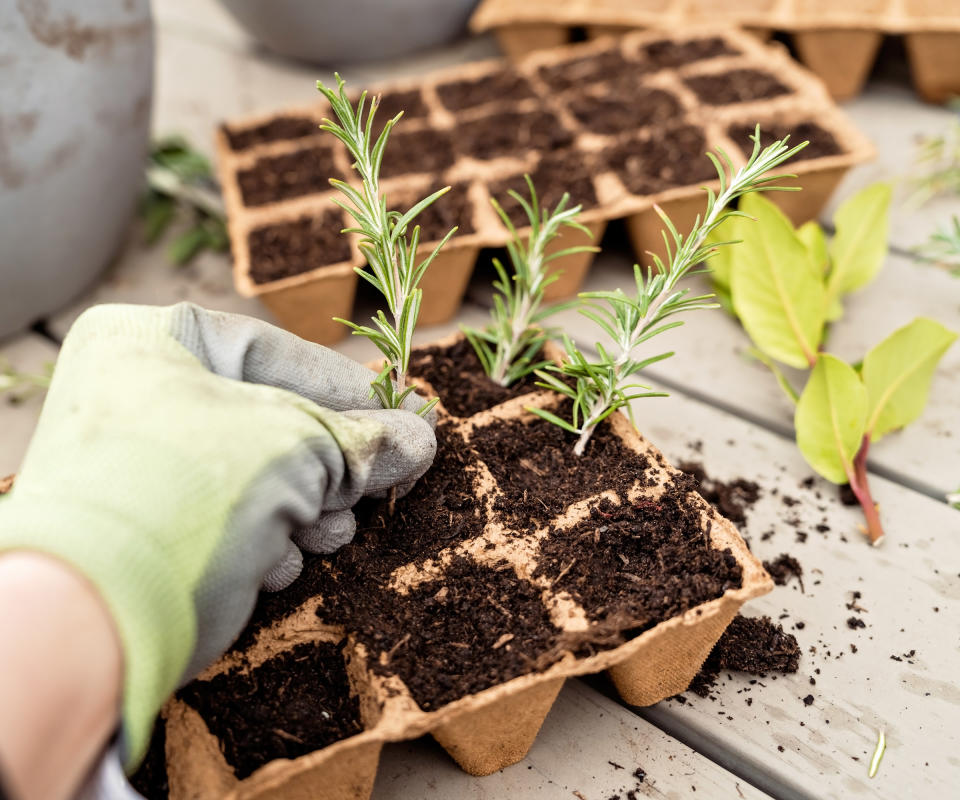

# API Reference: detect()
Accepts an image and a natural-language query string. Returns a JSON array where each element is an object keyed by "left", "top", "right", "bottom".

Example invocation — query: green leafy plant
[
  {"left": 719, "top": 189, "right": 957, "bottom": 545},
  {"left": 0, "top": 358, "right": 53, "bottom": 405},
  {"left": 462, "top": 178, "right": 598, "bottom": 387},
  {"left": 142, "top": 136, "right": 229, "bottom": 265},
  {"left": 318, "top": 74, "right": 454, "bottom": 416},
  {"left": 917, "top": 214, "right": 960, "bottom": 276},
  {"left": 530, "top": 128, "right": 808, "bottom": 455}
]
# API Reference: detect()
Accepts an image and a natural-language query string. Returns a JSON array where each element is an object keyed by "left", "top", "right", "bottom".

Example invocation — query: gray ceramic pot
[
  {"left": 0, "top": 0, "right": 153, "bottom": 339},
  {"left": 218, "top": 0, "right": 479, "bottom": 64}
]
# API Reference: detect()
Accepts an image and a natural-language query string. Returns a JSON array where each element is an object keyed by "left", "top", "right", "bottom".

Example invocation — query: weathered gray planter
[
  {"left": 0, "top": 0, "right": 154, "bottom": 339},
  {"left": 217, "top": 0, "right": 479, "bottom": 64}
]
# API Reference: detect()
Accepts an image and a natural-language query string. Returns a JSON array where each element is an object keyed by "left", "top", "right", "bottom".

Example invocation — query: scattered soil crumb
[
  {"left": 678, "top": 461, "right": 761, "bottom": 525},
  {"left": 763, "top": 553, "right": 804, "bottom": 592}
]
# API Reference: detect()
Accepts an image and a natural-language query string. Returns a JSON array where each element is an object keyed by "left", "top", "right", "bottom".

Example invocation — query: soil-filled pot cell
[
  {"left": 728, "top": 121, "right": 842, "bottom": 163},
  {"left": 533, "top": 494, "right": 742, "bottom": 627},
  {"left": 408, "top": 336, "right": 542, "bottom": 417},
  {"left": 537, "top": 49, "right": 643, "bottom": 93},
  {"left": 567, "top": 88, "right": 682, "bottom": 136},
  {"left": 130, "top": 719, "right": 169, "bottom": 800},
  {"left": 604, "top": 125, "right": 715, "bottom": 196},
  {"left": 238, "top": 146, "right": 346, "bottom": 207},
  {"left": 490, "top": 149, "right": 599, "bottom": 230},
  {"left": 248, "top": 209, "right": 352, "bottom": 284},
  {"left": 375, "top": 89, "right": 430, "bottom": 123},
  {"left": 389, "top": 182, "right": 476, "bottom": 244},
  {"left": 437, "top": 70, "right": 536, "bottom": 111},
  {"left": 178, "top": 641, "right": 363, "bottom": 780},
  {"left": 469, "top": 412, "right": 657, "bottom": 530},
  {"left": 223, "top": 115, "right": 321, "bottom": 152},
  {"left": 641, "top": 37, "right": 740, "bottom": 69},
  {"left": 684, "top": 69, "right": 792, "bottom": 105},
  {"left": 456, "top": 110, "right": 575, "bottom": 161},
  {"left": 380, "top": 128, "right": 457, "bottom": 178}
]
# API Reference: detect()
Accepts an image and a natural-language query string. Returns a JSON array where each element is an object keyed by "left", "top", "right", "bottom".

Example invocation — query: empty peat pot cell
[
  {"left": 237, "top": 145, "right": 346, "bottom": 207},
  {"left": 178, "top": 641, "right": 363, "bottom": 781},
  {"left": 490, "top": 149, "right": 599, "bottom": 230},
  {"left": 640, "top": 36, "right": 740, "bottom": 69},
  {"left": 456, "top": 109, "right": 575, "bottom": 160},
  {"left": 379, "top": 127, "right": 457, "bottom": 178},
  {"left": 684, "top": 69, "right": 793, "bottom": 105},
  {"left": 409, "top": 337, "right": 543, "bottom": 417},
  {"left": 222, "top": 114, "right": 321, "bottom": 152},
  {"left": 728, "top": 121, "right": 843, "bottom": 162},
  {"left": 388, "top": 181, "right": 476, "bottom": 243},
  {"left": 532, "top": 494, "right": 743, "bottom": 631},
  {"left": 469, "top": 411, "right": 658, "bottom": 530},
  {"left": 602, "top": 124, "right": 716, "bottom": 196},
  {"left": 537, "top": 48, "right": 645, "bottom": 93},
  {"left": 247, "top": 209, "right": 352, "bottom": 284},
  {"left": 436, "top": 69, "right": 536, "bottom": 111},
  {"left": 566, "top": 87, "right": 683, "bottom": 136}
]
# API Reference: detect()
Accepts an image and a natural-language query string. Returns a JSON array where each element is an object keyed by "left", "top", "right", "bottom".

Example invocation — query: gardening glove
[{"left": 0, "top": 302, "right": 436, "bottom": 773}]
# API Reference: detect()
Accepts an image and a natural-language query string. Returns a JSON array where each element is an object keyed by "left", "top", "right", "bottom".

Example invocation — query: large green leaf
[
  {"left": 862, "top": 317, "right": 957, "bottom": 440},
  {"left": 797, "top": 220, "right": 828, "bottom": 273},
  {"left": 826, "top": 183, "right": 892, "bottom": 314},
  {"left": 730, "top": 193, "right": 825, "bottom": 369},
  {"left": 795, "top": 354, "right": 867, "bottom": 484},
  {"left": 704, "top": 216, "right": 742, "bottom": 294}
]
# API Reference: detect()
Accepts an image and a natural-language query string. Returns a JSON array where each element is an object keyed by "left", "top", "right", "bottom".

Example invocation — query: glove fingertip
[{"left": 262, "top": 541, "right": 303, "bottom": 592}]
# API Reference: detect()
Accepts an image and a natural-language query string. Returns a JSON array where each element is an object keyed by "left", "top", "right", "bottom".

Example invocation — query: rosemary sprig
[
  {"left": 0, "top": 358, "right": 53, "bottom": 405},
  {"left": 318, "top": 74, "right": 455, "bottom": 416},
  {"left": 463, "top": 177, "right": 598, "bottom": 387},
  {"left": 532, "top": 127, "right": 808, "bottom": 455},
  {"left": 917, "top": 214, "right": 960, "bottom": 276},
  {"left": 908, "top": 117, "right": 960, "bottom": 208}
]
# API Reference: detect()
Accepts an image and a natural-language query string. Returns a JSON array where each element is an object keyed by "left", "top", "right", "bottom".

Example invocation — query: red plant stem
[{"left": 848, "top": 435, "right": 885, "bottom": 546}]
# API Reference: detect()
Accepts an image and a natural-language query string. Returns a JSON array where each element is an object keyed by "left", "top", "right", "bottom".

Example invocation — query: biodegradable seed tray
[
  {"left": 470, "top": 0, "right": 960, "bottom": 102},
  {"left": 144, "top": 335, "right": 773, "bottom": 800},
  {"left": 217, "top": 28, "right": 872, "bottom": 345}
]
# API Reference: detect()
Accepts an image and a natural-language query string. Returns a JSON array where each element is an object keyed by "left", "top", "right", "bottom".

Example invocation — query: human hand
[{"left": 0, "top": 302, "right": 436, "bottom": 771}]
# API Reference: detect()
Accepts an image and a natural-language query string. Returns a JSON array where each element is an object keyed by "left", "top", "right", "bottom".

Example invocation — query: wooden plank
[
  {"left": 373, "top": 680, "right": 772, "bottom": 800},
  {"left": 618, "top": 386, "right": 960, "bottom": 800},
  {"left": 539, "top": 248, "right": 960, "bottom": 499},
  {"left": 0, "top": 333, "right": 59, "bottom": 476}
]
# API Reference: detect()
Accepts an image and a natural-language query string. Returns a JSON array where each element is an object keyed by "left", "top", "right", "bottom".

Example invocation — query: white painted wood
[
  {"left": 373, "top": 680, "right": 772, "bottom": 800},
  {"left": 0, "top": 333, "right": 59, "bottom": 476},
  {"left": 626, "top": 386, "right": 960, "bottom": 800}
]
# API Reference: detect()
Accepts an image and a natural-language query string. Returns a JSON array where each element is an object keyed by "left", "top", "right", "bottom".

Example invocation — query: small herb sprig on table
[
  {"left": 908, "top": 117, "right": 960, "bottom": 208},
  {"left": 318, "top": 74, "right": 455, "bottom": 416},
  {"left": 0, "top": 358, "right": 53, "bottom": 405},
  {"left": 917, "top": 214, "right": 960, "bottom": 276},
  {"left": 463, "top": 178, "right": 598, "bottom": 387},
  {"left": 531, "top": 128, "right": 808, "bottom": 456}
]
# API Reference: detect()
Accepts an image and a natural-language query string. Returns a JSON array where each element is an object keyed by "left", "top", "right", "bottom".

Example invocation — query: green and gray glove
[{"left": 0, "top": 302, "right": 436, "bottom": 771}]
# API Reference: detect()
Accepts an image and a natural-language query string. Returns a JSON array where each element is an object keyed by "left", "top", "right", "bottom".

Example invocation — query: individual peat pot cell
[
  {"left": 237, "top": 146, "right": 346, "bottom": 207},
  {"left": 537, "top": 48, "right": 643, "bottom": 93},
  {"left": 130, "top": 719, "right": 169, "bottom": 800},
  {"left": 374, "top": 88, "right": 430, "bottom": 124},
  {"left": 379, "top": 128, "right": 457, "bottom": 179},
  {"left": 532, "top": 494, "right": 743, "bottom": 631},
  {"left": 727, "top": 120, "right": 843, "bottom": 163},
  {"left": 222, "top": 114, "right": 322, "bottom": 152},
  {"left": 603, "top": 124, "right": 716, "bottom": 197},
  {"left": 639, "top": 37, "right": 741, "bottom": 69},
  {"left": 247, "top": 208, "right": 352, "bottom": 285},
  {"left": 456, "top": 109, "right": 575, "bottom": 161},
  {"left": 566, "top": 87, "right": 683, "bottom": 136},
  {"left": 469, "top": 411, "right": 658, "bottom": 531},
  {"left": 684, "top": 69, "right": 793, "bottom": 105},
  {"left": 178, "top": 640, "right": 364, "bottom": 781},
  {"left": 390, "top": 181, "right": 476, "bottom": 243},
  {"left": 408, "top": 337, "right": 543, "bottom": 417},
  {"left": 436, "top": 69, "right": 536, "bottom": 112}
]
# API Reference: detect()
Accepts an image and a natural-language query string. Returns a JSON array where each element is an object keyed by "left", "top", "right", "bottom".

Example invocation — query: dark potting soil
[
  {"left": 389, "top": 182, "right": 475, "bottom": 243},
  {"left": 684, "top": 69, "right": 792, "bottom": 105},
  {"left": 568, "top": 88, "right": 682, "bottom": 136},
  {"left": 456, "top": 110, "right": 575, "bottom": 161},
  {"left": 179, "top": 641, "right": 363, "bottom": 780},
  {"left": 763, "top": 553, "right": 805, "bottom": 592},
  {"left": 603, "top": 125, "right": 715, "bottom": 196},
  {"left": 408, "top": 336, "right": 542, "bottom": 417},
  {"left": 469, "top": 412, "right": 658, "bottom": 530},
  {"left": 248, "top": 209, "right": 352, "bottom": 284},
  {"left": 538, "top": 49, "right": 642, "bottom": 93},
  {"left": 533, "top": 494, "right": 742, "bottom": 630},
  {"left": 437, "top": 70, "right": 535, "bottom": 111},
  {"left": 373, "top": 88, "right": 429, "bottom": 124},
  {"left": 130, "top": 719, "right": 168, "bottom": 800},
  {"left": 223, "top": 115, "right": 320, "bottom": 151},
  {"left": 490, "top": 149, "right": 600, "bottom": 230},
  {"left": 678, "top": 461, "right": 761, "bottom": 527},
  {"left": 641, "top": 37, "right": 740, "bottom": 68},
  {"left": 237, "top": 146, "right": 345, "bottom": 207},
  {"left": 379, "top": 128, "right": 457, "bottom": 178},
  {"left": 728, "top": 121, "right": 843, "bottom": 163}
]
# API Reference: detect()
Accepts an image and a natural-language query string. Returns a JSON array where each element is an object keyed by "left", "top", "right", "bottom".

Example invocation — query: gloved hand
[{"left": 0, "top": 302, "right": 436, "bottom": 772}]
